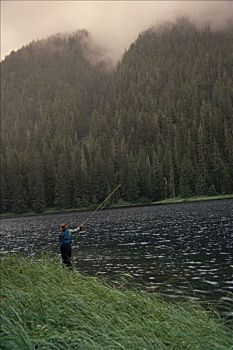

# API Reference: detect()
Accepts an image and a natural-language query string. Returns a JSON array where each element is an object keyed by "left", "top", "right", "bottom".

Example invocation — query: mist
[{"left": 1, "top": 1, "right": 233, "bottom": 62}]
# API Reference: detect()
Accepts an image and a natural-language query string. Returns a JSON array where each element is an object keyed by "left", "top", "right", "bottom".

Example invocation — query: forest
[{"left": 1, "top": 19, "right": 233, "bottom": 213}]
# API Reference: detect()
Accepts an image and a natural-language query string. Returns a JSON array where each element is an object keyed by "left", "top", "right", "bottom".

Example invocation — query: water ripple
[{"left": 1, "top": 200, "right": 233, "bottom": 318}]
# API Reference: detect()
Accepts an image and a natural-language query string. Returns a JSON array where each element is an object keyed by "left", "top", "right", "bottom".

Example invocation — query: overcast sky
[{"left": 1, "top": 1, "right": 233, "bottom": 61}]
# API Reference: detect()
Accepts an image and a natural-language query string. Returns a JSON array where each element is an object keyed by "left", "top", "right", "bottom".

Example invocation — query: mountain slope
[
  {"left": 1, "top": 20, "right": 233, "bottom": 213},
  {"left": 111, "top": 19, "right": 233, "bottom": 199}
]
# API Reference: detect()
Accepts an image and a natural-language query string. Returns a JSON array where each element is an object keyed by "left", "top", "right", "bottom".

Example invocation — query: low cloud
[{"left": 1, "top": 1, "right": 233, "bottom": 61}]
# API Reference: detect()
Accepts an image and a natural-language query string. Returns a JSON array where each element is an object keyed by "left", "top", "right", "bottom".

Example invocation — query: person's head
[{"left": 60, "top": 223, "right": 68, "bottom": 231}]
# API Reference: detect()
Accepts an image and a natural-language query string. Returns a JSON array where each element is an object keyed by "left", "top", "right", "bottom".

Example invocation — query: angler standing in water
[
  {"left": 59, "top": 223, "right": 84, "bottom": 268},
  {"left": 59, "top": 185, "right": 121, "bottom": 268}
]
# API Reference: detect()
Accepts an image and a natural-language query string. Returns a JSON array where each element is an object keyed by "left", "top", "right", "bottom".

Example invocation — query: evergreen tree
[
  {"left": 0, "top": 175, "right": 8, "bottom": 212},
  {"left": 11, "top": 176, "right": 27, "bottom": 214},
  {"left": 54, "top": 154, "right": 72, "bottom": 208},
  {"left": 28, "top": 153, "right": 46, "bottom": 213}
]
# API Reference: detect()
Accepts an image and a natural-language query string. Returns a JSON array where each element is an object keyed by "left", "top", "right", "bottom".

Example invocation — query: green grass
[
  {"left": 1, "top": 257, "right": 232, "bottom": 350},
  {"left": 152, "top": 194, "right": 233, "bottom": 205},
  {"left": 112, "top": 198, "right": 131, "bottom": 207}
]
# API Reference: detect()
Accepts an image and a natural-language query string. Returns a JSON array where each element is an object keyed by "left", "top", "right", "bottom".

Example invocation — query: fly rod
[{"left": 80, "top": 184, "right": 121, "bottom": 227}]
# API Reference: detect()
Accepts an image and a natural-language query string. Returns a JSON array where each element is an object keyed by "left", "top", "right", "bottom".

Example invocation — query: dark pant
[{"left": 60, "top": 245, "right": 72, "bottom": 268}]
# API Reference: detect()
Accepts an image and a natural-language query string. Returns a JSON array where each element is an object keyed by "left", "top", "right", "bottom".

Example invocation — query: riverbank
[
  {"left": 151, "top": 193, "right": 233, "bottom": 205},
  {"left": 1, "top": 194, "right": 233, "bottom": 219},
  {"left": 1, "top": 256, "right": 232, "bottom": 350}
]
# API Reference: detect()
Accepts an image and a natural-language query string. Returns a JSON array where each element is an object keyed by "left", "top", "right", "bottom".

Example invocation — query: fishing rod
[{"left": 80, "top": 184, "right": 121, "bottom": 228}]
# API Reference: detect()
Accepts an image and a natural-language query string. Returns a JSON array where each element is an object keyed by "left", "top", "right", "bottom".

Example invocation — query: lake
[{"left": 1, "top": 200, "right": 233, "bottom": 319}]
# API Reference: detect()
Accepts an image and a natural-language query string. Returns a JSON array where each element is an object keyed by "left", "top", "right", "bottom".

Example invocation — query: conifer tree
[{"left": 0, "top": 175, "right": 8, "bottom": 213}]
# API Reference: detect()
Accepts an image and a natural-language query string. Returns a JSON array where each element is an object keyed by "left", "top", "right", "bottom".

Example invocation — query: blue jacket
[{"left": 59, "top": 227, "right": 81, "bottom": 247}]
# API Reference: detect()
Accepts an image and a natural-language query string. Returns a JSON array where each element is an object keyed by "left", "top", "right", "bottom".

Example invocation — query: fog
[{"left": 1, "top": 1, "right": 233, "bottom": 61}]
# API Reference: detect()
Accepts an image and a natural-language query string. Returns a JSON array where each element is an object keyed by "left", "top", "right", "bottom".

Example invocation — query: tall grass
[{"left": 1, "top": 256, "right": 232, "bottom": 350}]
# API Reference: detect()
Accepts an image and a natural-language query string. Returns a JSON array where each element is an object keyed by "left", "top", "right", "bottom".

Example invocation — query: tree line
[{"left": 1, "top": 19, "right": 233, "bottom": 213}]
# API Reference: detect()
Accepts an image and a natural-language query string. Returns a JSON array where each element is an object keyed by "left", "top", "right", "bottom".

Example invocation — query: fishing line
[{"left": 80, "top": 184, "right": 121, "bottom": 228}]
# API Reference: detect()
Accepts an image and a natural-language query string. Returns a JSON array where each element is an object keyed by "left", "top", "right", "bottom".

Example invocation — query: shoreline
[{"left": 1, "top": 193, "right": 233, "bottom": 219}]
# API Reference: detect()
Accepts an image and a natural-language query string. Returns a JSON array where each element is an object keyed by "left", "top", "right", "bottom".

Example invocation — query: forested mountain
[{"left": 1, "top": 19, "right": 233, "bottom": 213}]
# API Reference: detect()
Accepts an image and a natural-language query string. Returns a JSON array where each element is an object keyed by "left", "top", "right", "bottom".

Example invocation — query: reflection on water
[{"left": 1, "top": 200, "right": 233, "bottom": 318}]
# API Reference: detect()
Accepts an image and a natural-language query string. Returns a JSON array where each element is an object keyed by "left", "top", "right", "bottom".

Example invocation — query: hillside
[
  {"left": 1, "top": 20, "right": 233, "bottom": 213},
  {"left": 111, "top": 19, "right": 233, "bottom": 200}
]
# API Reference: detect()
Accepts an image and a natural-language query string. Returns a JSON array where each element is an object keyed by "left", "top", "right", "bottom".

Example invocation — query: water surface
[{"left": 1, "top": 200, "right": 233, "bottom": 318}]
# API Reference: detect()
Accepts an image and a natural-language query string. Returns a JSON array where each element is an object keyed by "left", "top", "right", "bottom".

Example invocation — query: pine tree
[
  {"left": 72, "top": 150, "right": 84, "bottom": 208},
  {"left": 28, "top": 153, "right": 46, "bottom": 213},
  {"left": 0, "top": 175, "right": 8, "bottom": 212},
  {"left": 12, "top": 176, "right": 27, "bottom": 214},
  {"left": 54, "top": 154, "right": 72, "bottom": 208}
]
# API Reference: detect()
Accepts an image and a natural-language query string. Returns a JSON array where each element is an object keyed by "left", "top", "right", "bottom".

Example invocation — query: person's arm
[{"left": 69, "top": 225, "right": 84, "bottom": 234}]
